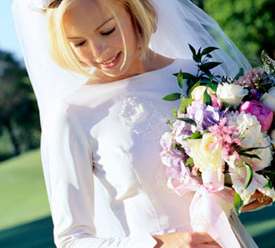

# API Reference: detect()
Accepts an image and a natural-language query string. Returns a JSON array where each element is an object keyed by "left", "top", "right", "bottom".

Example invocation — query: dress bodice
[{"left": 43, "top": 58, "right": 198, "bottom": 247}]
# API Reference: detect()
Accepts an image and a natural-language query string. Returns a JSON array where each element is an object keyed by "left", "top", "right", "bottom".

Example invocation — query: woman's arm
[{"left": 40, "top": 103, "right": 158, "bottom": 248}]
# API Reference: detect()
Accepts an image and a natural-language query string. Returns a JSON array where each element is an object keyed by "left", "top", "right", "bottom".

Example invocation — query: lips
[
  {"left": 100, "top": 52, "right": 120, "bottom": 65},
  {"left": 98, "top": 52, "right": 122, "bottom": 69}
]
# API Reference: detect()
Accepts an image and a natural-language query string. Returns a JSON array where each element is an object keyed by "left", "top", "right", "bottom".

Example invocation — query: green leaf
[
  {"left": 171, "top": 107, "right": 178, "bottom": 118},
  {"left": 264, "top": 180, "right": 273, "bottom": 189},
  {"left": 234, "top": 192, "right": 244, "bottom": 214},
  {"left": 162, "top": 93, "right": 181, "bottom": 101},
  {"left": 239, "top": 146, "right": 271, "bottom": 153},
  {"left": 184, "top": 131, "right": 202, "bottom": 140},
  {"left": 244, "top": 162, "right": 254, "bottom": 189},
  {"left": 185, "top": 157, "right": 194, "bottom": 167},
  {"left": 208, "top": 83, "right": 218, "bottom": 92},
  {"left": 203, "top": 88, "right": 212, "bottom": 105},
  {"left": 240, "top": 152, "right": 261, "bottom": 160},
  {"left": 179, "top": 97, "right": 193, "bottom": 113},
  {"left": 176, "top": 71, "right": 184, "bottom": 89},
  {"left": 199, "top": 62, "right": 222, "bottom": 71},
  {"left": 201, "top": 47, "right": 219, "bottom": 56},
  {"left": 188, "top": 44, "right": 197, "bottom": 58},
  {"left": 173, "top": 72, "right": 198, "bottom": 82},
  {"left": 177, "top": 117, "right": 197, "bottom": 126},
  {"left": 176, "top": 71, "right": 189, "bottom": 90},
  {"left": 188, "top": 44, "right": 201, "bottom": 63}
]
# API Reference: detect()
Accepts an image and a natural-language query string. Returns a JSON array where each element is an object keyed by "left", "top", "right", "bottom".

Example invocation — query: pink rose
[{"left": 240, "top": 100, "right": 273, "bottom": 132}]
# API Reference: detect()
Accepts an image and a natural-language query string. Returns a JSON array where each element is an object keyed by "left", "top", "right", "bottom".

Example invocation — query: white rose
[
  {"left": 216, "top": 83, "right": 248, "bottom": 106},
  {"left": 228, "top": 113, "right": 273, "bottom": 170},
  {"left": 228, "top": 112, "right": 261, "bottom": 138},
  {"left": 261, "top": 87, "right": 275, "bottom": 111}
]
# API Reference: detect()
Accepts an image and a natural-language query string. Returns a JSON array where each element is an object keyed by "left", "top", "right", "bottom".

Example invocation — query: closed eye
[
  {"left": 101, "top": 27, "right": 116, "bottom": 36},
  {"left": 75, "top": 40, "right": 86, "bottom": 47}
]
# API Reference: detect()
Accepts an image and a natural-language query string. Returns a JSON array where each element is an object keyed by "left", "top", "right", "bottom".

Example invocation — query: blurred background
[{"left": 0, "top": 0, "right": 274, "bottom": 247}]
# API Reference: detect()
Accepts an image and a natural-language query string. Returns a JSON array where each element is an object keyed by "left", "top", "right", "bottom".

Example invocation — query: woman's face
[{"left": 63, "top": 0, "right": 141, "bottom": 79}]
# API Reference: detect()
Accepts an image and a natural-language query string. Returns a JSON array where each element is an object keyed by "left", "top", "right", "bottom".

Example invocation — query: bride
[{"left": 12, "top": 0, "right": 265, "bottom": 247}]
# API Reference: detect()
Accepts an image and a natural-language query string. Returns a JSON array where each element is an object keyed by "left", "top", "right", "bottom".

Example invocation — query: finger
[
  {"left": 193, "top": 245, "right": 221, "bottom": 248},
  {"left": 242, "top": 198, "right": 272, "bottom": 212},
  {"left": 249, "top": 191, "right": 262, "bottom": 201},
  {"left": 241, "top": 200, "right": 262, "bottom": 212},
  {"left": 190, "top": 232, "right": 216, "bottom": 244}
]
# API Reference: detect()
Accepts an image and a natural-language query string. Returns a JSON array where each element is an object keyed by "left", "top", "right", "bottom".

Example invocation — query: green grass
[
  {"left": 0, "top": 150, "right": 274, "bottom": 247},
  {"left": 0, "top": 150, "right": 50, "bottom": 229}
]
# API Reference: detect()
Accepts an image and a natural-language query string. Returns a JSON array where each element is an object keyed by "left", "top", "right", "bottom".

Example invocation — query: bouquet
[{"left": 160, "top": 45, "right": 275, "bottom": 247}]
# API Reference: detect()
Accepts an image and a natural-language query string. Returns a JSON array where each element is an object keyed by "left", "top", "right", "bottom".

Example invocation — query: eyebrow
[{"left": 67, "top": 17, "right": 114, "bottom": 40}]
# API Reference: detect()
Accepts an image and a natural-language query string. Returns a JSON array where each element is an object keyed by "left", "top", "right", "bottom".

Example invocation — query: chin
[{"left": 102, "top": 62, "right": 130, "bottom": 78}]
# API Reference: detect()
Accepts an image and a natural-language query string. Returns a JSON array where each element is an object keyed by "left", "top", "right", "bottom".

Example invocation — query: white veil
[
  {"left": 11, "top": 1, "right": 254, "bottom": 247},
  {"left": 12, "top": 0, "right": 251, "bottom": 129}
]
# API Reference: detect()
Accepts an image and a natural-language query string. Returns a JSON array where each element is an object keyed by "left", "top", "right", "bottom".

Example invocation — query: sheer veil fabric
[
  {"left": 12, "top": 0, "right": 256, "bottom": 247},
  {"left": 12, "top": 0, "right": 251, "bottom": 127}
]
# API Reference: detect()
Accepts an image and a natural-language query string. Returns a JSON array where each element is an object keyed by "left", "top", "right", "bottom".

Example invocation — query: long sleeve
[{"left": 40, "top": 104, "right": 158, "bottom": 248}]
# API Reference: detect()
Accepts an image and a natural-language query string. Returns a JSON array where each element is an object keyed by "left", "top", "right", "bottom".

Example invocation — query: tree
[
  {"left": 204, "top": 0, "right": 275, "bottom": 65},
  {"left": 0, "top": 51, "right": 40, "bottom": 157}
]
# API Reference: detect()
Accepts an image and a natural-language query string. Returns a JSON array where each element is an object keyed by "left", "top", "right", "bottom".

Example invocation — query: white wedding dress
[{"left": 41, "top": 58, "right": 258, "bottom": 248}]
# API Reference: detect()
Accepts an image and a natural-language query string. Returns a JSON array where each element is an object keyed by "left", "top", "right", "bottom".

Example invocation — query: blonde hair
[{"left": 47, "top": 0, "right": 157, "bottom": 77}]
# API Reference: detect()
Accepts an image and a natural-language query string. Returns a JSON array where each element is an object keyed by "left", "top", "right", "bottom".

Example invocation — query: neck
[{"left": 88, "top": 49, "right": 173, "bottom": 84}]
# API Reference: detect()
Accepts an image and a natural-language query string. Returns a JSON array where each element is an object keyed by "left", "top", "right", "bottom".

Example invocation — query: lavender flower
[
  {"left": 236, "top": 68, "right": 265, "bottom": 88},
  {"left": 187, "top": 101, "right": 221, "bottom": 131}
]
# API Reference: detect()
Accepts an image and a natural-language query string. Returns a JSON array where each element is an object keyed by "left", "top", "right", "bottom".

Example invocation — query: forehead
[{"left": 63, "top": 0, "right": 114, "bottom": 35}]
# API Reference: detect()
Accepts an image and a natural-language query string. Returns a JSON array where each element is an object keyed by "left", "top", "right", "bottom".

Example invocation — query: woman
[{"left": 12, "top": 0, "right": 264, "bottom": 247}]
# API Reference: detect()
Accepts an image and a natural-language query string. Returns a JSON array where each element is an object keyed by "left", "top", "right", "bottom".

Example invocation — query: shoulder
[
  {"left": 42, "top": 101, "right": 85, "bottom": 136},
  {"left": 43, "top": 101, "right": 93, "bottom": 150}
]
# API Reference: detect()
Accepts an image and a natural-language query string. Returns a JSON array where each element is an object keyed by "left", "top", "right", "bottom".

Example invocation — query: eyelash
[
  {"left": 101, "top": 27, "right": 116, "bottom": 36},
  {"left": 74, "top": 27, "right": 116, "bottom": 47},
  {"left": 75, "top": 41, "right": 86, "bottom": 47}
]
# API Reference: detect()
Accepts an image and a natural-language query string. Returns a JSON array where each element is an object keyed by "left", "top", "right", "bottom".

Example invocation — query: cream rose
[
  {"left": 188, "top": 133, "right": 225, "bottom": 190},
  {"left": 261, "top": 87, "right": 275, "bottom": 111},
  {"left": 216, "top": 83, "right": 248, "bottom": 106},
  {"left": 188, "top": 133, "right": 224, "bottom": 171}
]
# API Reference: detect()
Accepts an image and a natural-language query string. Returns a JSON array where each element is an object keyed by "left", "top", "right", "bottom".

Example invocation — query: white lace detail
[{"left": 117, "top": 95, "right": 167, "bottom": 136}]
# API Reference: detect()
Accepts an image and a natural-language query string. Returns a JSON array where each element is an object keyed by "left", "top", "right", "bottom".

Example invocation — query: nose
[{"left": 87, "top": 39, "right": 106, "bottom": 63}]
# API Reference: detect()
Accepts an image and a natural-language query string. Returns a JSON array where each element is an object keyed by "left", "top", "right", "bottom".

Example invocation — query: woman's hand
[
  {"left": 241, "top": 190, "right": 273, "bottom": 212},
  {"left": 152, "top": 231, "right": 221, "bottom": 248}
]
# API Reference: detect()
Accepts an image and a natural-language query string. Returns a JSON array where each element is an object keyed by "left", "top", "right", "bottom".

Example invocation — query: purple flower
[
  {"left": 172, "top": 120, "right": 194, "bottom": 145},
  {"left": 250, "top": 89, "right": 262, "bottom": 100},
  {"left": 240, "top": 100, "right": 273, "bottom": 132},
  {"left": 187, "top": 101, "right": 221, "bottom": 130},
  {"left": 236, "top": 68, "right": 265, "bottom": 88}
]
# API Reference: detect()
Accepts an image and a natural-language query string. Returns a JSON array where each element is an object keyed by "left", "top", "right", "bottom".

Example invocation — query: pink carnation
[{"left": 240, "top": 100, "right": 273, "bottom": 132}]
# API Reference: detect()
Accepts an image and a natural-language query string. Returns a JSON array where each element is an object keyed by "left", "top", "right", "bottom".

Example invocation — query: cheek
[{"left": 73, "top": 47, "right": 93, "bottom": 65}]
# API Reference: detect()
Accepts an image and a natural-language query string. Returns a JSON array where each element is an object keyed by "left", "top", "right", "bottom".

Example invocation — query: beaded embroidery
[{"left": 117, "top": 95, "right": 167, "bottom": 135}]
